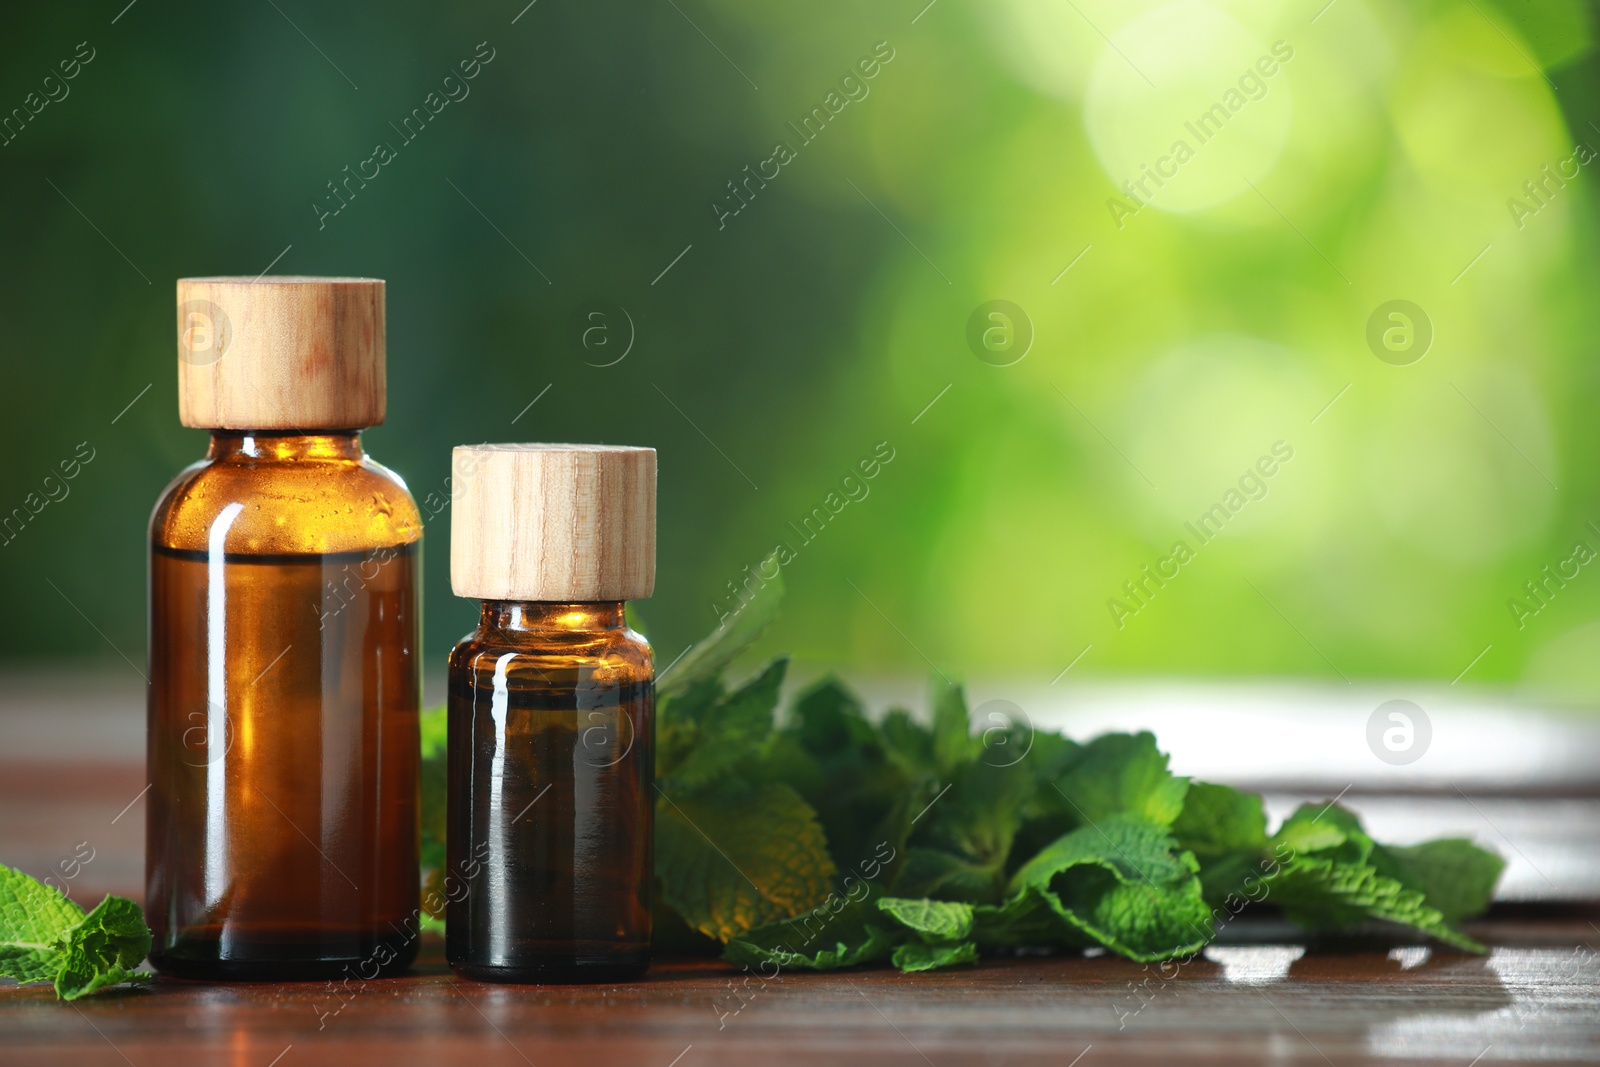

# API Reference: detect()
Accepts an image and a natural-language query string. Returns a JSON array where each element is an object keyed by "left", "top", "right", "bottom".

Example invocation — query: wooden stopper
[
  {"left": 176, "top": 276, "right": 386, "bottom": 429},
  {"left": 450, "top": 444, "right": 656, "bottom": 602}
]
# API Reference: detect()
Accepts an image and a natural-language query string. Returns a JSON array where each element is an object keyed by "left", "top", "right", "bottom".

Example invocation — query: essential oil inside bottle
[
  {"left": 444, "top": 443, "right": 656, "bottom": 983},
  {"left": 148, "top": 540, "right": 420, "bottom": 974},
  {"left": 447, "top": 604, "right": 653, "bottom": 981}
]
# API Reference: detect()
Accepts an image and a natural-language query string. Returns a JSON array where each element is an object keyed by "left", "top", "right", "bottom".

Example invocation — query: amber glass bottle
[
  {"left": 147, "top": 277, "right": 421, "bottom": 979},
  {"left": 445, "top": 444, "right": 656, "bottom": 983}
]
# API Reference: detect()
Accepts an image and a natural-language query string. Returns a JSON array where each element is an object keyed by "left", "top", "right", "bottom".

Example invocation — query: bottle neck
[
  {"left": 478, "top": 601, "right": 628, "bottom": 640},
  {"left": 206, "top": 430, "right": 365, "bottom": 463}
]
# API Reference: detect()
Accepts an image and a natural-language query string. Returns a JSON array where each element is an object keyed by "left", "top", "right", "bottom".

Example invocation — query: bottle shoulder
[
  {"left": 150, "top": 451, "right": 422, "bottom": 555},
  {"left": 448, "top": 626, "right": 653, "bottom": 687}
]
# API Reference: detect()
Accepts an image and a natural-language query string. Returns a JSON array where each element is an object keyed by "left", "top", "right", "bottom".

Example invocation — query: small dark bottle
[
  {"left": 445, "top": 444, "right": 656, "bottom": 983},
  {"left": 147, "top": 277, "right": 421, "bottom": 979}
]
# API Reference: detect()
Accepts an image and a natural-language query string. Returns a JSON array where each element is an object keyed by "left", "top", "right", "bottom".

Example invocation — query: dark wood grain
[{"left": 2, "top": 930, "right": 1598, "bottom": 1066}]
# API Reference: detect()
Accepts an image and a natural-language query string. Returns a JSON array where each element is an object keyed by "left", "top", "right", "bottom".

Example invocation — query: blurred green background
[{"left": 1, "top": 0, "right": 1597, "bottom": 698}]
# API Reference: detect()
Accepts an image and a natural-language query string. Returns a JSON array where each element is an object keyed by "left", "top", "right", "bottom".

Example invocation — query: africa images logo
[{"left": 177, "top": 299, "right": 231, "bottom": 366}]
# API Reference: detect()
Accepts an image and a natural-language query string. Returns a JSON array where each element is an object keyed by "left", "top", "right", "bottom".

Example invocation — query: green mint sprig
[
  {"left": 0, "top": 863, "right": 152, "bottom": 999},
  {"left": 417, "top": 551, "right": 1505, "bottom": 971}
]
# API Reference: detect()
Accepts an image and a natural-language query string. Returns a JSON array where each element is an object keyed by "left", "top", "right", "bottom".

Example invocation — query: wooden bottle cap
[
  {"left": 450, "top": 444, "right": 656, "bottom": 602},
  {"left": 176, "top": 276, "right": 386, "bottom": 429}
]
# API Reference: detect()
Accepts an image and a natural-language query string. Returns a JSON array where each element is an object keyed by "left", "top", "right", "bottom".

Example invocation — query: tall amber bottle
[
  {"left": 147, "top": 277, "right": 421, "bottom": 979},
  {"left": 446, "top": 444, "right": 655, "bottom": 982}
]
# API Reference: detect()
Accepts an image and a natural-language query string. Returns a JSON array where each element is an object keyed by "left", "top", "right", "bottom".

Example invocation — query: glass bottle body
[
  {"left": 446, "top": 602, "right": 654, "bottom": 983},
  {"left": 146, "top": 431, "right": 422, "bottom": 979}
]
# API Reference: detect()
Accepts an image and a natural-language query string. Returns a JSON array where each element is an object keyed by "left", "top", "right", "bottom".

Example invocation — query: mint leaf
[
  {"left": 930, "top": 680, "right": 974, "bottom": 778},
  {"left": 724, "top": 895, "right": 898, "bottom": 971},
  {"left": 1020, "top": 731, "right": 1084, "bottom": 793},
  {"left": 791, "top": 679, "right": 877, "bottom": 755},
  {"left": 891, "top": 939, "right": 978, "bottom": 971},
  {"left": 769, "top": 679, "right": 915, "bottom": 888},
  {"left": 656, "top": 674, "right": 724, "bottom": 780},
  {"left": 877, "top": 708, "right": 937, "bottom": 780},
  {"left": 1173, "top": 782, "right": 1266, "bottom": 857},
  {"left": 1007, "top": 816, "right": 1213, "bottom": 961},
  {"left": 56, "top": 962, "right": 149, "bottom": 1001},
  {"left": 1263, "top": 803, "right": 1489, "bottom": 951},
  {"left": 877, "top": 897, "right": 974, "bottom": 942},
  {"left": 1051, "top": 732, "right": 1189, "bottom": 829},
  {"left": 873, "top": 895, "right": 984, "bottom": 969},
  {"left": 1263, "top": 854, "right": 1484, "bottom": 951},
  {"left": 54, "top": 896, "right": 153, "bottom": 1000},
  {"left": 0, "top": 865, "right": 151, "bottom": 998},
  {"left": 659, "top": 552, "right": 783, "bottom": 701},
  {"left": 660, "top": 659, "right": 786, "bottom": 792},
  {"left": 893, "top": 849, "right": 997, "bottom": 902},
  {"left": 1172, "top": 781, "right": 1269, "bottom": 906},
  {"left": 895, "top": 760, "right": 1036, "bottom": 903},
  {"left": 1273, "top": 802, "right": 1371, "bottom": 862},
  {"left": 1008, "top": 732, "right": 1085, "bottom": 864},
  {"left": 0, "top": 863, "right": 86, "bottom": 984},
  {"left": 876, "top": 681, "right": 1038, "bottom": 903},
  {"left": 656, "top": 780, "right": 836, "bottom": 942},
  {"left": 970, "top": 887, "right": 1066, "bottom": 949},
  {"left": 1373, "top": 839, "right": 1505, "bottom": 925}
]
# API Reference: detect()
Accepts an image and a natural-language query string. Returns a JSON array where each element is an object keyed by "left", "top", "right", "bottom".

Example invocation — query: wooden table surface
[
  {"left": 3, "top": 672, "right": 1599, "bottom": 1065},
  {"left": 0, "top": 924, "right": 1596, "bottom": 1067}
]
